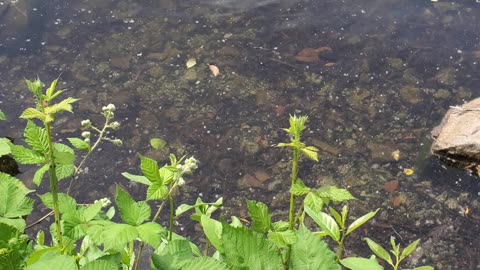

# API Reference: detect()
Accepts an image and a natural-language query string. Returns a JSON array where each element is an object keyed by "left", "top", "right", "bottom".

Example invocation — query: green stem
[
  {"left": 45, "top": 122, "right": 63, "bottom": 250},
  {"left": 336, "top": 235, "right": 345, "bottom": 262},
  {"left": 288, "top": 147, "right": 299, "bottom": 230},
  {"left": 168, "top": 195, "right": 174, "bottom": 241}
]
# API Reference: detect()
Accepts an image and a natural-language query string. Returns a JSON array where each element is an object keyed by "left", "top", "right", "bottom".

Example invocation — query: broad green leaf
[
  {"left": 80, "top": 259, "right": 119, "bottom": 270},
  {"left": 150, "top": 138, "right": 167, "bottom": 150},
  {"left": 33, "top": 164, "right": 49, "bottom": 186},
  {"left": 289, "top": 227, "right": 340, "bottom": 270},
  {"left": 53, "top": 143, "right": 75, "bottom": 165},
  {"left": 200, "top": 215, "right": 223, "bottom": 252},
  {"left": 364, "top": 238, "right": 393, "bottom": 265},
  {"left": 300, "top": 145, "right": 319, "bottom": 161},
  {"left": 151, "top": 239, "right": 196, "bottom": 270},
  {"left": 290, "top": 179, "right": 311, "bottom": 196},
  {"left": 101, "top": 223, "right": 138, "bottom": 251},
  {"left": 139, "top": 155, "right": 161, "bottom": 183},
  {"left": 39, "top": 193, "right": 77, "bottom": 215},
  {"left": 45, "top": 79, "right": 58, "bottom": 100},
  {"left": 346, "top": 208, "right": 379, "bottom": 236},
  {"left": 181, "top": 257, "right": 227, "bottom": 270},
  {"left": 267, "top": 230, "right": 297, "bottom": 248},
  {"left": 0, "top": 172, "right": 33, "bottom": 194},
  {"left": 0, "top": 137, "right": 11, "bottom": 156},
  {"left": 304, "top": 192, "right": 324, "bottom": 212},
  {"left": 159, "top": 166, "right": 175, "bottom": 185},
  {"left": 146, "top": 181, "right": 168, "bottom": 201},
  {"left": 136, "top": 222, "right": 164, "bottom": 248},
  {"left": 316, "top": 186, "right": 356, "bottom": 204},
  {"left": 9, "top": 144, "right": 45, "bottom": 164},
  {"left": 44, "top": 97, "right": 79, "bottom": 115},
  {"left": 340, "top": 256, "right": 384, "bottom": 270},
  {"left": 82, "top": 202, "right": 103, "bottom": 222},
  {"left": 68, "top": 138, "right": 90, "bottom": 151},
  {"left": 0, "top": 173, "right": 34, "bottom": 218},
  {"left": 247, "top": 200, "right": 271, "bottom": 233},
  {"left": 56, "top": 163, "right": 75, "bottom": 180},
  {"left": 24, "top": 121, "right": 49, "bottom": 154},
  {"left": 0, "top": 216, "right": 26, "bottom": 232},
  {"left": 400, "top": 239, "right": 420, "bottom": 260},
  {"left": 20, "top": 108, "right": 46, "bottom": 121},
  {"left": 121, "top": 172, "right": 151, "bottom": 186},
  {"left": 221, "top": 225, "right": 283, "bottom": 270},
  {"left": 304, "top": 205, "right": 340, "bottom": 241},
  {"left": 24, "top": 251, "right": 76, "bottom": 270},
  {"left": 272, "top": 221, "right": 290, "bottom": 232},
  {"left": 328, "top": 206, "right": 343, "bottom": 228},
  {"left": 0, "top": 110, "right": 5, "bottom": 121},
  {"left": 116, "top": 186, "right": 151, "bottom": 226}
]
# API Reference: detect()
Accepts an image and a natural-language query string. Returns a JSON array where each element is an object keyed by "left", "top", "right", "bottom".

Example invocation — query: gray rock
[{"left": 431, "top": 98, "right": 480, "bottom": 163}]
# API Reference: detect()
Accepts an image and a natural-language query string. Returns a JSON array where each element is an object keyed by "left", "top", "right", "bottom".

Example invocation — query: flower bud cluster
[
  {"left": 177, "top": 156, "right": 199, "bottom": 175},
  {"left": 81, "top": 119, "right": 92, "bottom": 128},
  {"left": 102, "top": 103, "right": 116, "bottom": 119},
  {"left": 94, "top": 197, "right": 112, "bottom": 208}
]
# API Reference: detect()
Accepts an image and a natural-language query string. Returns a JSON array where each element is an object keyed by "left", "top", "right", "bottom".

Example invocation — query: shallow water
[{"left": 1, "top": 0, "right": 480, "bottom": 268}]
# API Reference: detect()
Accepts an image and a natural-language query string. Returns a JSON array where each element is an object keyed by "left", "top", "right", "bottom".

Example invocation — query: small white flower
[
  {"left": 177, "top": 177, "right": 186, "bottom": 187},
  {"left": 84, "top": 138, "right": 90, "bottom": 143},
  {"left": 106, "top": 104, "right": 116, "bottom": 112},
  {"left": 81, "top": 131, "right": 91, "bottom": 138},
  {"left": 94, "top": 197, "right": 112, "bottom": 208},
  {"left": 110, "top": 121, "right": 120, "bottom": 130},
  {"left": 81, "top": 119, "right": 92, "bottom": 128}
]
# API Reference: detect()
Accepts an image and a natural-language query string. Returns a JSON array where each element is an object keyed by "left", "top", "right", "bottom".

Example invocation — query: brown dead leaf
[
  {"left": 208, "top": 64, "right": 220, "bottom": 77},
  {"left": 295, "top": 47, "right": 333, "bottom": 63}
]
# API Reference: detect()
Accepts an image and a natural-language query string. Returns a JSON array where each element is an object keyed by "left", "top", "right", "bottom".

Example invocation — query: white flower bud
[
  {"left": 177, "top": 177, "right": 186, "bottom": 187},
  {"left": 81, "top": 119, "right": 92, "bottom": 128},
  {"left": 110, "top": 121, "right": 120, "bottom": 130},
  {"left": 112, "top": 138, "right": 123, "bottom": 146},
  {"left": 81, "top": 131, "right": 91, "bottom": 138}
]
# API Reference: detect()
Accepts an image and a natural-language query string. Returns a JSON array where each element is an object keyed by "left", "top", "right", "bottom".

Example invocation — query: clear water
[{"left": 1, "top": 0, "right": 480, "bottom": 268}]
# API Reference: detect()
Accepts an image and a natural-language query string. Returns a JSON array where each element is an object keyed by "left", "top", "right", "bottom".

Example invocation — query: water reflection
[{"left": 1, "top": 0, "right": 480, "bottom": 269}]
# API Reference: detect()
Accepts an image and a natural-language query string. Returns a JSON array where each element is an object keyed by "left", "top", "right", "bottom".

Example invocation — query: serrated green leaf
[
  {"left": 221, "top": 225, "right": 283, "bottom": 270},
  {"left": 364, "top": 238, "right": 393, "bottom": 266},
  {"left": 146, "top": 181, "right": 168, "bottom": 201},
  {"left": 116, "top": 186, "right": 151, "bottom": 226},
  {"left": 150, "top": 138, "right": 167, "bottom": 150},
  {"left": 139, "top": 155, "right": 161, "bottom": 184},
  {"left": 45, "top": 79, "right": 58, "bottom": 100},
  {"left": 56, "top": 163, "right": 74, "bottom": 180},
  {"left": 346, "top": 208, "right": 379, "bottom": 236},
  {"left": 0, "top": 173, "right": 34, "bottom": 218},
  {"left": 289, "top": 227, "right": 340, "bottom": 270},
  {"left": 44, "top": 97, "right": 79, "bottom": 115},
  {"left": 20, "top": 108, "right": 46, "bottom": 121},
  {"left": 340, "top": 256, "right": 384, "bottom": 270},
  {"left": 53, "top": 143, "right": 75, "bottom": 165},
  {"left": 136, "top": 222, "right": 163, "bottom": 248},
  {"left": 0, "top": 216, "right": 26, "bottom": 232},
  {"left": 151, "top": 239, "right": 196, "bottom": 270},
  {"left": 80, "top": 259, "right": 119, "bottom": 270},
  {"left": 100, "top": 223, "right": 138, "bottom": 251},
  {"left": 290, "top": 179, "right": 311, "bottom": 196},
  {"left": 304, "top": 192, "right": 324, "bottom": 213},
  {"left": 400, "top": 239, "right": 420, "bottom": 260},
  {"left": 317, "top": 186, "right": 356, "bottom": 204},
  {"left": 68, "top": 138, "right": 90, "bottom": 151},
  {"left": 329, "top": 206, "right": 343, "bottom": 228},
  {"left": 9, "top": 144, "right": 45, "bottom": 164},
  {"left": 268, "top": 230, "right": 297, "bottom": 248},
  {"left": 121, "top": 172, "right": 151, "bottom": 186},
  {"left": 272, "top": 221, "right": 290, "bottom": 232},
  {"left": 304, "top": 205, "right": 340, "bottom": 241},
  {"left": 159, "top": 166, "right": 176, "bottom": 185},
  {"left": 0, "top": 138, "right": 11, "bottom": 156},
  {"left": 24, "top": 121, "right": 49, "bottom": 154},
  {"left": 33, "top": 164, "right": 49, "bottom": 186},
  {"left": 181, "top": 257, "right": 227, "bottom": 270},
  {"left": 247, "top": 200, "right": 271, "bottom": 233},
  {"left": 82, "top": 202, "right": 103, "bottom": 222},
  {"left": 39, "top": 193, "right": 77, "bottom": 214},
  {"left": 200, "top": 215, "right": 223, "bottom": 252},
  {"left": 25, "top": 251, "right": 76, "bottom": 270},
  {"left": 300, "top": 145, "right": 319, "bottom": 161}
]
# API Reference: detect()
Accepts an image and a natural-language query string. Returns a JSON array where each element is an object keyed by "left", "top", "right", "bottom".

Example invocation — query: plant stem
[
  {"left": 288, "top": 147, "right": 299, "bottom": 230},
  {"left": 45, "top": 122, "right": 63, "bottom": 250},
  {"left": 168, "top": 195, "right": 174, "bottom": 241}
]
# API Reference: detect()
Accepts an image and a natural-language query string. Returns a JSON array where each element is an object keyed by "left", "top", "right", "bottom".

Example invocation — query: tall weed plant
[{"left": 0, "top": 79, "right": 434, "bottom": 269}]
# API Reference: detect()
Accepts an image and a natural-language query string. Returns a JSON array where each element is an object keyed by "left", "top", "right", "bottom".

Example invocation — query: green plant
[
  {"left": 0, "top": 79, "right": 433, "bottom": 269},
  {"left": 0, "top": 110, "right": 5, "bottom": 121}
]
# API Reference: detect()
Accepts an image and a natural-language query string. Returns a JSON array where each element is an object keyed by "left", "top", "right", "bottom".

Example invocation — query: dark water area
[{"left": 2, "top": 0, "right": 480, "bottom": 268}]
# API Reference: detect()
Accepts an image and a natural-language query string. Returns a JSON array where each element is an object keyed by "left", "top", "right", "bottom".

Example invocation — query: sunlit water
[{"left": 2, "top": 0, "right": 480, "bottom": 268}]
